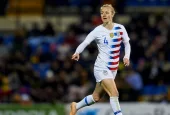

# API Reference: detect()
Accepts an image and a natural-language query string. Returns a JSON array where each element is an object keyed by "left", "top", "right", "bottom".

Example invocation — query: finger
[
  {"left": 124, "top": 61, "right": 127, "bottom": 65},
  {"left": 72, "top": 54, "right": 79, "bottom": 61},
  {"left": 71, "top": 55, "right": 74, "bottom": 58},
  {"left": 74, "top": 57, "right": 78, "bottom": 60},
  {"left": 124, "top": 62, "right": 128, "bottom": 66},
  {"left": 76, "top": 55, "right": 79, "bottom": 59},
  {"left": 126, "top": 63, "right": 129, "bottom": 66},
  {"left": 72, "top": 57, "right": 79, "bottom": 61},
  {"left": 76, "top": 57, "right": 79, "bottom": 61},
  {"left": 72, "top": 55, "right": 76, "bottom": 59},
  {"left": 73, "top": 58, "right": 78, "bottom": 61},
  {"left": 72, "top": 56, "right": 76, "bottom": 60}
]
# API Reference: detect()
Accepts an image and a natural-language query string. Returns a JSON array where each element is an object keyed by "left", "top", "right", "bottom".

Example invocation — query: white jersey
[{"left": 75, "top": 23, "right": 130, "bottom": 71}]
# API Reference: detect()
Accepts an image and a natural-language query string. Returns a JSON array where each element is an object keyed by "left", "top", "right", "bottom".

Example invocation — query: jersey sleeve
[
  {"left": 83, "top": 30, "right": 96, "bottom": 44},
  {"left": 75, "top": 30, "right": 96, "bottom": 54},
  {"left": 121, "top": 25, "right": 130, "bottom": 42},
  {"left": 123, "top": 41, "right": 131, "bottom": 59},
  {"left": 121, "top": 25, "right": 131, "bottom": 59}
]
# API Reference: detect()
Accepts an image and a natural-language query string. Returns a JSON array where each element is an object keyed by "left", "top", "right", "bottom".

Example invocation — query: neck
[{"left": 103, "top": 22, "right": 113, "bottom": 30}]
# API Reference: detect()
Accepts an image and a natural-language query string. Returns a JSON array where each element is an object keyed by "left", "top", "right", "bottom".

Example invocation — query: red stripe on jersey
[
  {"left": 110, "top": 55, "right": 120, "bottom": 59},
  {"left": 117, "top": 38, "right": 122, "bottom": 41},
  {"left": 120, "top": 32, "right": 123, "bottom": 35},
  {"left": 110, "top": 50, "right": 120, "bottom": 54},
  {"left": 108, "top": 67, "right": 118, "bottom": 71},
  {"left": 109, "top": 61, "right": 119, "bottom": 65},
  {"left": 115, "top": 44, "right": 121, "bottom": 47}
]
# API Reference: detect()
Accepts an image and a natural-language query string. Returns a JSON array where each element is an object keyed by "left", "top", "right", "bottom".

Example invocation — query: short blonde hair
[{"left": 100, "top": 4, "right": 115, "bottom": 14}]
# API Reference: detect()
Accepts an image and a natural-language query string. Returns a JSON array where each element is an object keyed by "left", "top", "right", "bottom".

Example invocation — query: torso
[{"left": 94, "top": 23, "right": 124, "bottom": 71}]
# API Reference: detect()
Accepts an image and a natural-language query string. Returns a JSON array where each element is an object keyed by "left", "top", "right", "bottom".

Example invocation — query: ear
[
  {"left": 112, "top": 14, "right": 114, "bottom": 17},
  {"left": 112, "top": 13, "right": 115, "bottom": 18}
]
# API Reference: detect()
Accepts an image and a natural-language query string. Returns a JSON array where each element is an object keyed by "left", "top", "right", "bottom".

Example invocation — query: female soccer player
[{"left": 70, "top": 4, "right": 131, "bottom": 115}]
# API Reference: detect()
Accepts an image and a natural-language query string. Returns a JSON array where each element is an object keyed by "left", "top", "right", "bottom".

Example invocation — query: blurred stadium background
[{"left": 0, "top": 0, "right": 170, "bottom": 115}]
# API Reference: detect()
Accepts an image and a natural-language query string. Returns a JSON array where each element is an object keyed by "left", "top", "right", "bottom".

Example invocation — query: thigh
[
  {"left": 101, "top": 79, "right": 118, "bottom": 97},
  {"left": 93, "top": 82, "right": 105, "bottom": 97}
]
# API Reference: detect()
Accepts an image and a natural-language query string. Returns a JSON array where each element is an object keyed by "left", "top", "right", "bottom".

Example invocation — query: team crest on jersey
[
  {"left": 103, "top": 70, "right": 108, "bottom": 75},
  {"left": 109, "top": 33, "right": 114, "bottom": 38}
]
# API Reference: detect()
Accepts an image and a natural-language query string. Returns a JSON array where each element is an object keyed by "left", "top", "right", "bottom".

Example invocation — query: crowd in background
[
  {"left": 0, "top": 12, "right": 170, "bottom": 104},
  {"left": 0, "top": 0, "right": 170, "bottom": 104}
]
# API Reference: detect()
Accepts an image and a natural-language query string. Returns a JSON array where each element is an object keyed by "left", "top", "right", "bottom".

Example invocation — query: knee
[
  {"left": 115, "top": 91, "right": 119, "bottom": 97},
  {"left": 109, "top": 91, "right": 119, "bottom": 97},
  {"left": 92, "top": 93, "right": 101, "bottom": 102}
]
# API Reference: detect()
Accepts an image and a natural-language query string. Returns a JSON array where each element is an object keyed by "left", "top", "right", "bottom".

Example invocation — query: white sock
[
  {"left": 110, "top": 97, "right": 123, "bottom": 115},
  {"left": 76, "top": 95, "right": 95, "bottom": 110}
]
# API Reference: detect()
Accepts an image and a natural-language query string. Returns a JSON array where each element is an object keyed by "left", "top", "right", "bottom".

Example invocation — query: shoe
[{"left": 70, "top": 102, "right": 77, "bottom": 115}]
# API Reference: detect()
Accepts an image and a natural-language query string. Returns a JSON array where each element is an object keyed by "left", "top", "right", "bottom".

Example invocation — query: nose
[{"left": 102, "top": 14, "right": 106, "bottom": 17}]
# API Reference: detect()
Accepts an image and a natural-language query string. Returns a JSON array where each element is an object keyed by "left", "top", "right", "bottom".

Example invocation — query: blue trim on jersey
[
  {"left": 109, "top": 55, "right": 119, "bottom": 59},
  {"left": 114, "top": 110, "right": 121, "bottom": 115},
  {"left": 110, "top": 51, "right": 119, "bottom": 54},
  {"left": 109, "top": 56, "right": 113, "bottom": 59},
  {"left": 108, "top": 62, "right": 118, "bottom": 65},
  {"left": 108, "top": 62, "right": 112, "bottom": 65},
  {"left": 110, "top": 51, "right": 113, "bottom": 54},
  {"left": 85, "top": 97, "right": 89, "bottom": 106},
  {"left": 111, "top": 45, "right": 119, "bottom": 48},
  {"left": 114, "top": 33, "right": 117, "bottom": 36},
  {"left": 114, "top": 27, "right": 121, "bottom": 30},
  {"left": 111, "top": 45, "right": 116, "bottom": 48},
  {"left": 112, "top": 39, "right": 119, "bottom": 42}
]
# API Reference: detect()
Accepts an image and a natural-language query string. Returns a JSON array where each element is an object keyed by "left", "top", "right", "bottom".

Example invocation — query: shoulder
[
  {"left": 92, "top": 25, "right": 104, "bottom": 32},
  {"left": 87, "top": 25, "right": 104, "bottom": 37}
]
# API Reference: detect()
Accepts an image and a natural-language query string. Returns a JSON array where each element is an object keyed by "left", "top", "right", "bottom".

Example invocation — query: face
[{"left": 100, "top": 7, "right": 114, "bottom": 23}]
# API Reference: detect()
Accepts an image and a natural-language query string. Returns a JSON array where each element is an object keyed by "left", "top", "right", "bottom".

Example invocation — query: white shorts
[{"left": 94, "top": 68, "right": 117, "bottom": 82}]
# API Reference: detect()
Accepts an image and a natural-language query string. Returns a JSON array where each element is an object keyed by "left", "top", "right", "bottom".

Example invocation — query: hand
[
  {"left": 72, "top": 53, "right": 80, "bottom": 61},
  {"left": 123, "top": 58, "right": 130, "bottom": 66}
]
